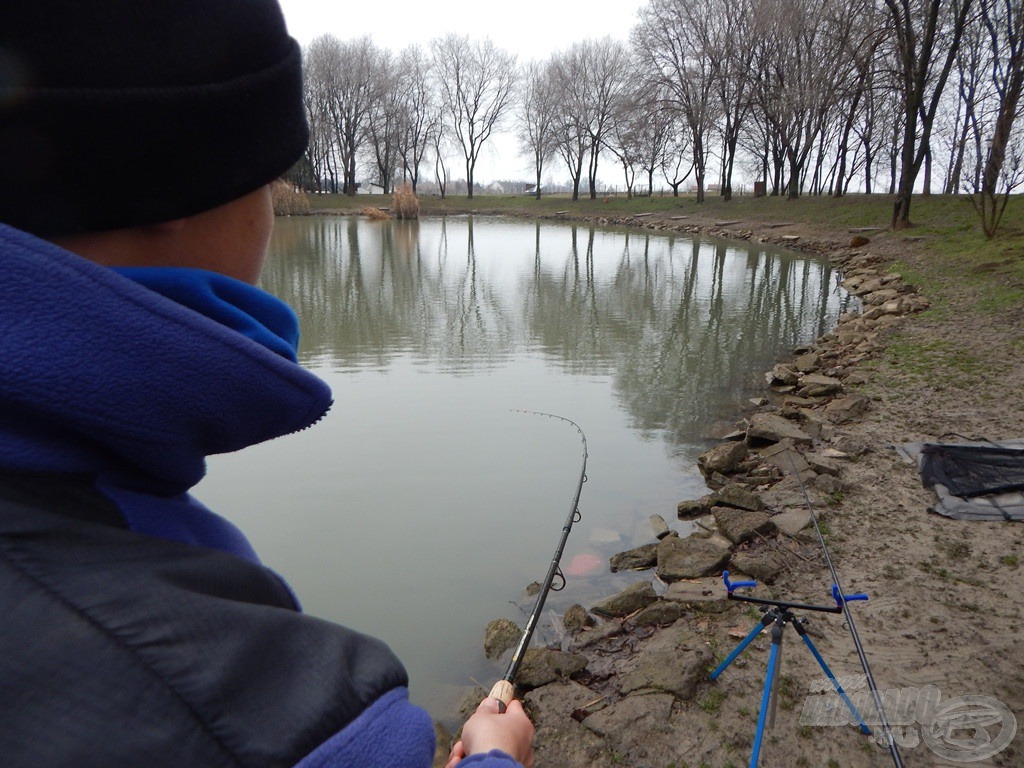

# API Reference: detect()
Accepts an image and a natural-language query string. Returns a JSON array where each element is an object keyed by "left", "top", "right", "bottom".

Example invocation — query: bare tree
[
  {"left": 517, "top": 60, "right": 560, "bottom": 199},
  {"left": 751, "top": 0, "right": 854, "bottom": 199},
  {"left": 939, "top": 20, "right": 988, "bottom": 194},
  {"left": 549, "top": 49, "right": 591, "bottom": 200},
  {"left": 634, "top": 0, "right": 720, "bottom": 202},
  {"left": 431, "top": 35, "right": 517, "bottom": 198},
  {"left": 302, "top": 42, "right": 338, "bottom": 192},
  {"left": 584, "top": 38, "right": 632, "bottom": 199},
  {"left": 431, "top": 105, "right": 452, "bottom": 199},
  {"left": 831, "top": 1, "right": 887, "bottom": 197},
  {"left": 657, "top": 131, "right": 693, "bottom": 196},
  {"left": 967, "top": 0, "right": 1024, "bottom": 235},
  {"left": 605, "top": 92, "right": 648, "bottom": 198},
  {"left": 302, "top": 35, "right": 389, "bottom": 195},
  {"left": 885, "top": 0, "right": 976, "bottom": 227},
  {"left": 714, "top": 0, "right": 760, "bottom": 200},
  {"left": 366, "top": 50, "right": 401, "bottom": 193},
  {"left": 394, "top": 45, "right": 439, "bottom": 192},
  {"left": 548, "top": 39, "right": 632, "bottom": 200},
  {"left": 298, "top": 4, "right": 1020, "bottom": 204},
  {"left": 621, "top": 82, "right": 677, "bottom": 196}
]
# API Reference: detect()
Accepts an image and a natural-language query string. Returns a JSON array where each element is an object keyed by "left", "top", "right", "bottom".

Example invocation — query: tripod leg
[
  {"left": 750, "top": 620, "right": 784, "bottom": 768},
  {"left": 795, "top": 624, "right": 872, "bottom": 735},
  {"left": 767, "top": 627, "right": 783, "bottom": 730},
  {"left": 710, "top": 613, "right": 774, "bottom": 681}
]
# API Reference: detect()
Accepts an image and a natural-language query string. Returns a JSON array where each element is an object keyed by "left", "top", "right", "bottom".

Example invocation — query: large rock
[
  {"left": 729, "top": 549, "right": 787, "bottom": 583},
  {"left": 524, "top": 682, "right": 612, "bottom": 766},
  {"left": 656, "top": 535, "right": 730, "bottom": 581},
  {"left": 841, "top": 275, "right": 884, "bottom": 294},
  {"left": 796, "top": 373, "right": 843, "bottom": 397},
  {"left": 568, "top": 621, "right": 625, "bottom": 653},
  {"left": 664, "top": 576, "right": 728, "bottom": 605},
  {"left": 760, "top": 474, "right": 810, "bottom": 507},
  {"left": 677, "top": 495, "right": 715, "bottom": 519},
  {"left": 649, "top": 514, "right": 672, "bottom": 539},
  {"left": 793, "top": 352, "right": 821, "bottom": 372},
  {"left": 698, "top": 440, "right": 748, "bottom": 475},
  {"left": 632, "top": 600, "right": 687, "bottom": 627},
  {"left": 824, "top": 395, "right": 870, "bottom": 423},
  {"left": 804, "top": 451, "right": 841, "bottom": 476},
  {"left": 517, "top": 647, "right": 588, "bottom": 689},
  {"left": 563, "top": 603, "right": 596, "bottom": 634},
  {"left": 757, "top": 440, "right": 811, "bottom": 478},
  {"left": 771, "top": 507, "right": 813, "bottom": 536},
  {"left": 864, "top": 287, "right": 902, "bottom": 305},
  {"left": 713, "top": 506, "right": 777, "bottom": 545},
  {"left": 766, "top": 362, "right": 799, "bottom": 386},
  {"left": 582, "top": 692, "right": 676, "bottom": 742},
  {"left": 591, "top": 580, "right": 658, "bottom": 617},
  {"left": 746, "top": 412, "right": 813, "bottom": 445},
  {"left": 615, "top": 624, "right": 712, "bottom": 701},
  {"left": 484, "top": 618, "right": 521, "bottom": 659},
  {"left": 609, "top": 543, "right": 658, "bottom": 573},
  {"left": 713, "top": 482, "right": 764, "bottom": 511}
]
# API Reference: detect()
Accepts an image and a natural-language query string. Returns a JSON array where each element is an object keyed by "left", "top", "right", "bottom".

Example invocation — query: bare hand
[{"left": 444, "top": 697, "right": 534, "bottom": 768}]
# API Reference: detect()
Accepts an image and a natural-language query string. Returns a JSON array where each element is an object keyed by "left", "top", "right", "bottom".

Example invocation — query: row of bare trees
[
  {"left": 300, "top": 33, "right": 515, "bottom": 200},
  {"left": 298, "top": 0, "right": 1024, "bottom": 231}
]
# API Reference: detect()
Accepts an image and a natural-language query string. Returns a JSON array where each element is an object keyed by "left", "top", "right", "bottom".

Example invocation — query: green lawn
[{"left": 308, "top": 191, "right": 1024, "bottom": 279}]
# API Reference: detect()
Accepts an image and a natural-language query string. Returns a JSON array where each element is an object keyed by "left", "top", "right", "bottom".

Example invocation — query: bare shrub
[
  {"left": 271, "top": 180, "right": 310, "bottom": 216},
  {"left": 391, "top": 182, "right": 420, "bottom": 220},
  {"left": 360, "top": 207, "right": 392, "bottom": 220}
]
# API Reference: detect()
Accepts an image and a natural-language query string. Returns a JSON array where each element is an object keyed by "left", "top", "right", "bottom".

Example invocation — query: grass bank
[{"left": 308, "top": 191, "right": 1024, "bottom": 303}]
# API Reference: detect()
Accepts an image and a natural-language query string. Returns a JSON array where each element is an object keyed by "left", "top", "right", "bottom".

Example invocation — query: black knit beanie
[{"left": 0, "top": 0, "right": 308, "bottom": 236}]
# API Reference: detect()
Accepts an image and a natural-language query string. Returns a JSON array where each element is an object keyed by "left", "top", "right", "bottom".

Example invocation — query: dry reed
[
  {"left": 392, "top": 182, "right": 420, "bottom": 220},
  {"left": 271, "top": 179, "right": 310, "bottom": 216}
]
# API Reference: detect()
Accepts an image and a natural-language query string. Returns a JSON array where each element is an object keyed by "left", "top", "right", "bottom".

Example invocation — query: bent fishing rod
[
  {"left": 789, "top": 455, "right": 905, "bottom": 768},
  {"left": 489, "top": 410, "right": 588, "bottom": 711}
]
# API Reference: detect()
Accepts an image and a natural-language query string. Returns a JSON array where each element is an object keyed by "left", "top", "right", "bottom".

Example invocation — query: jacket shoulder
[{"left": 0, "top": 474, "right": 415, "bottom": 767}]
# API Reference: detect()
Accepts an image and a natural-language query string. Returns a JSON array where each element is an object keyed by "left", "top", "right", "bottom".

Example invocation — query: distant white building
[{"left": 356, "top": 183, "right": 385, "bottom": 195}]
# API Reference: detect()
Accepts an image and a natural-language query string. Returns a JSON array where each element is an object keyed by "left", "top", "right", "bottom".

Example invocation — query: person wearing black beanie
[
  {"left": 1, "top": 0, "right": 308, "bottom": 235},
  {"left": 0, "top": 3, "right": 534, "bottom": 767}
]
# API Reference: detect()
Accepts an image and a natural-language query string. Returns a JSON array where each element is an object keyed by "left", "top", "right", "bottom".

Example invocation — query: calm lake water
[{"left": 194, "top": 214, "right": 851, "bottom": 718}]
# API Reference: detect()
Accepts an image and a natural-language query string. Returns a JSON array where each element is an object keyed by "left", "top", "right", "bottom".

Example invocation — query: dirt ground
[
  {"left": 516, "top": 208, "right": 1024, "bottom": 768},
  {"left": 405, "top": 200, "right": 1024, "bottom": 767}
]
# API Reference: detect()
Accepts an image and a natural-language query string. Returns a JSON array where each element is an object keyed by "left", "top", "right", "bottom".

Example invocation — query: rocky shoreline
[{"left": 434, "top": 218, "right": 977, "bottom": 768}]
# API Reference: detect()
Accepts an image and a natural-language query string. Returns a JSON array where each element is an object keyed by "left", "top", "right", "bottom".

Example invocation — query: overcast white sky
[
  {"left": 277, "top": 0, "right": 650, "bottom": 182},
  {"left": 279, "top": 0, "right": 647, "bottom": 62}
]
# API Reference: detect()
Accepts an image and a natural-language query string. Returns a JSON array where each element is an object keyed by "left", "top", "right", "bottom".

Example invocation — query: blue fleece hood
[{"left": 0, "top": 223, "right": 333, "bottom": 557}]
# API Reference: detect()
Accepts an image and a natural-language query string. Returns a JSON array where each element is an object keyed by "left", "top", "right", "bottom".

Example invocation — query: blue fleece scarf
[
  {"left": 111, "top": 266, "right": 301, "bottom": 362},
  {"left": 0, "top": 224, "right": 333, "bottom": 560}
]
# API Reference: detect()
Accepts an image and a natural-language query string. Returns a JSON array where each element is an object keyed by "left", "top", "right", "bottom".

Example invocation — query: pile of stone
[
  {"left": 455, "top": 244, "right": 930, "bottom": 767},
  {"left": 599, "top": 247, "right": 930, "bottom": 595}
]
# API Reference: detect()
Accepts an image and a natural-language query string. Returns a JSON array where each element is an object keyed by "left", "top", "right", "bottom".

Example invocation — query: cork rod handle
[{"left": 488, "top": 679, "right": 515, "bottom": 713}]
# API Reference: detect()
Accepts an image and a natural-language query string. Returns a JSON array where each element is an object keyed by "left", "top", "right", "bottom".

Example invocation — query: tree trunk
[
  {"left": 787, "top": 149, "right": 800, "bottom": 200},
  {"left": 892, "top": 103, "right": 918, "bottom": 228},
  {"left": 723, "top": 134, "right": 738, "bottom": 202},
  {"left": 921, "top": 140, "right": 932, "bottom": 196}
]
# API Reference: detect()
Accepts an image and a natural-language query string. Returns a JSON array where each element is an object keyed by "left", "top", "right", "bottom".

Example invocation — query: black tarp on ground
[{"left": 895, "top": 439, "right": 1024, "bottom": 521}]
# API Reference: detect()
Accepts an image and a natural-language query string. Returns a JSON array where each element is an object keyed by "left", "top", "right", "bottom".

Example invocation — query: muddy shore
[{"left": 420, "top": 206, "right": 1024, "bottom": 768}]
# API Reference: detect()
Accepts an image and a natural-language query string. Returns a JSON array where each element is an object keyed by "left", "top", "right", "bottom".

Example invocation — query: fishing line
[
  {"left": 790, "top": 455, "right": 905, "bottom": 768},
  {"left": 489, "top": 410, "right": 588, "bottom": 710}
]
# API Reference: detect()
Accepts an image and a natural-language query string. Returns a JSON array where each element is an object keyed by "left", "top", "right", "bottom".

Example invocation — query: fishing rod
[
  {"left": 489, "top": 410, "right": 588, "bottom": 711},
  {"left": 789, "top": 455, "right": 905, "bottom": 768}
]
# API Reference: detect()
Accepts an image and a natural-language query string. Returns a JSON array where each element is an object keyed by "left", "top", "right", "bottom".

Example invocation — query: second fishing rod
[{"left": 489, "top": 411, "right": 588, "bottom": 711}]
